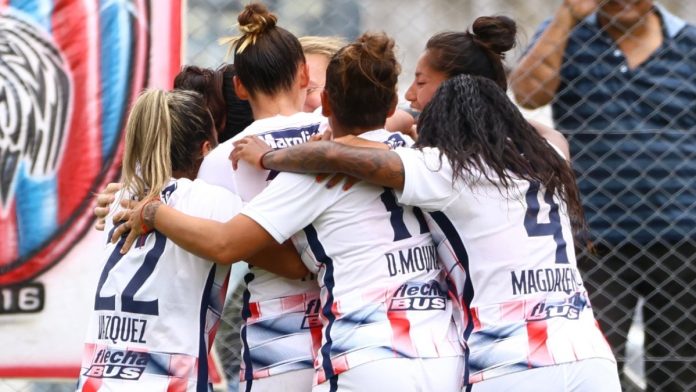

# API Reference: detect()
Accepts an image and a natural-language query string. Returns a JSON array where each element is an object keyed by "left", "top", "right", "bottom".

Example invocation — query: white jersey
[
  {"left": 242, "top": 130, "right": 463, "bottom": 386},
  {"left": 393, "top": 146, "right": 615, "bottom": 385},
  {"left": 77, "top": 179, "right": 243, "bottom": 392},
  {"left": 198, "top": 112, "right": 326, "bottom": 382}
]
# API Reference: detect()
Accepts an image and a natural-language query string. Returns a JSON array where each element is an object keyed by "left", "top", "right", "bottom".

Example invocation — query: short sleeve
[
  {"left": 197, "top": 140, "right": 237, "bottom": 193},
  {"left": 184, "top": 179, "right": 244, "bottom": 222},
  {"left": 393, "top": 147, "right": 458, "bottom": 212},
  {"left": 242, "top": 172, "right": 335, "bottom": 244}
]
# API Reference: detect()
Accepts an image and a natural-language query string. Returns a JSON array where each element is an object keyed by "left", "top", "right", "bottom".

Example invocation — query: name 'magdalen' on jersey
[{"left": 393, "top": 146, "right": 615, "bottom": 385}]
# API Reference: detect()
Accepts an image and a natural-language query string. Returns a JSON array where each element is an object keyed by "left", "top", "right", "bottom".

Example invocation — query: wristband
[
  {"left": 259, "top": 149, "right": 273, "bottom": 170},
  {"left": 139, "top": 198, "right": 160, "bottom": 234}
]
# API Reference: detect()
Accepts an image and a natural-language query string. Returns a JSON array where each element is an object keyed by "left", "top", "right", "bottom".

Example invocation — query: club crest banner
[{"left": 0, "top": 0, "right": 192, "bottom": 380}]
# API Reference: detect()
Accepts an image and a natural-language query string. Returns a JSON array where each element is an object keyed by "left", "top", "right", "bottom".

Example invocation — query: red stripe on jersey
[
  {"left": 387, "top": 310, "right": 417, "bottom": 357},
  {"left": 248, "top": 302, "right": 261, "bottom": 320},
  {"left": 166, "top": 377, "right": 187, "bottom": 392},
  {"left": 332, "top": 355, "right": 349, "bottom": 375},
  {"left": 52, "top": 0, "right": 103, "bottom": 222},
  {"left": 469, "top": 372, "right": 484, "bottom": 383},
  {"left": 470, "top": 307, "right": 482, "bottom": 331},
  {"left": 310, "top": 320, "right": 323, "bottom": 363},
  {"left": 207, "top": 353, "right": 223, "bottom": 384},
  {"left": 0, "top": 203, "right": 18, "bottom": 265},
  {"left": 252, "top": 368, "right": 270, "bottom": 379},
  {"left": 281, "top": 293, "right": 306, "bottom": 310},
  {"left": 315, "top": 369, "right": 327, "bottom": 385},
  {"left": 167, "top": 355, "right": 196, "bottom": 392},
  {"left": 81, "top": 376, "right": 102, "bottom": 392},
  {"left": 526, "top": 321, "right": 553, "bottom": 367}
]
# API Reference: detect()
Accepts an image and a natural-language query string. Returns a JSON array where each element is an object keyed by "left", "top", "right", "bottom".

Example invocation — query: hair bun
[
  {"left": 354, "top": 31, "right": 395, "bottom": 59},
  {"left": 471, "top": 15, "right": 516, "bottom": 55},
  {"left": 237, "top": 3, "right": 277, "bottom": 35}
]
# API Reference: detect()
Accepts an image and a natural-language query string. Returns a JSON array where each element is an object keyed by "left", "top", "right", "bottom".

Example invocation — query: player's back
[
  {"left": 198, "top": 111, "right": 325, "bottom": 386},
  {"left": 78, "top": 179, "right": 242, "bottom": 392},
  {"left": 242, "top": 130, "right": 464, "bottom": 384},
  {"left": 394, "top": 146, "right": 615, "bottom": 383}
]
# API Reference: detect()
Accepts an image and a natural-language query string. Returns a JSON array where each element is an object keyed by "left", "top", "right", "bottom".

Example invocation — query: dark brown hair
[
  {"left": 218, "top": 64, "right": 254, "bottom": 142},
  {"left": 230, "top": 3, "right": 305, "bottom": 97},
  {"left": 325, "top": 32, "right": 400, "bottom": 129},
  {"left": 425, "top": 15, "right": 516, "bottom": 90},
  {"left": 416, "top": 74, "right": 586, "bottom": 236},
  {"left": 173, "top": 65, "right": 226, "bottom": 137}
]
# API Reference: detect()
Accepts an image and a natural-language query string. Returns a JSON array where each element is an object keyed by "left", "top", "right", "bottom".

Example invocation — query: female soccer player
[
  {"left": 114, "top": 32, "right": 464, "bottom": 392},
  {"left": 93, "top": 4, "right": 323, "bottom": 390},
  {"left": 193, "top": 4, "right": 326, "bottom": 391},
  {"left": 78, "top": 89, "right": 304, "bottom": 392},
  {"left": 229, "top": 16, "right": 621, "bottom": 392}
]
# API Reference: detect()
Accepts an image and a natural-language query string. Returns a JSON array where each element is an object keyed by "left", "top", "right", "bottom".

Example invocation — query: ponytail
[
  {"left": 121, "top": 89, "right": 215, "bottom": 201},
  {"left": 122, "top": 89, "right": 173, "bottom": 201}
]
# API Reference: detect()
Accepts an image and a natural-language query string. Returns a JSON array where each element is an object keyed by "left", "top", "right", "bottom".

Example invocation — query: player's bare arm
[
  {"left": 232, "top": 137, "right": 406, "bottom": 190},
  {"left": 112, "top": 199, "right": 308, "bottom": 278}
]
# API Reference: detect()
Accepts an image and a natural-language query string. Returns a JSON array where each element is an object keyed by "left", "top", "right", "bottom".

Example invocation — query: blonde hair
[
  {"left": 299, "top": 36, "right": 346, "bottom": 58},
  {"left": 121, "top": 89, "right": 215, "bottom": 201},
  {"left": 220, "top": 2, "right": 278, "bottom": 56}
]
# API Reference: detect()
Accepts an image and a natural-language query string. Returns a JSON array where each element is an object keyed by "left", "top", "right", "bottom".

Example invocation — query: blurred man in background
[{"left": 511, "top": 1, "right": 696, "bottom": 391}]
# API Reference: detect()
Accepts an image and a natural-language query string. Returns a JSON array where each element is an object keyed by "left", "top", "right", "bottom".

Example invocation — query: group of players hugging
[{"left": 77, "top": 3, "right": 620, "bottom": 392}]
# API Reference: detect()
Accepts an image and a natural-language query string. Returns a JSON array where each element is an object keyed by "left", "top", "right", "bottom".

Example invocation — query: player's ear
[
  {"left": 298, "top": 61, "right": 309, "bottom": 89},
  {"left": 320, "top": 90, "right": 332, "bottom": 118},
  {"left": 201, "top": 140, "right": 213, "bottom": 156},
  {"left": 233, "top": 76, "right": 250, "bottom": 100}
]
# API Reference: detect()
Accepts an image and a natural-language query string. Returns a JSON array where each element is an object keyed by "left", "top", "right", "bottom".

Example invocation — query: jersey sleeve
[
  {"left": 393, "top": 146, "right": 458, "bottom": 212},
  {"left": 197, "top": 140, "right": 237, "bottom": 193},
  {"left": 185, "top": 179, "right": 244, "bottom": 222},
  {"left": 241, "top": 172, "right": 334, "bottom": 244}
]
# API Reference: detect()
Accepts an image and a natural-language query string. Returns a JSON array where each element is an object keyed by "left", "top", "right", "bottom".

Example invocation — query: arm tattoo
[
  {"left": 144, "top": 200, "right": 162, "bottom": 230},
  {"left": 263, "top": 142, "right": 405, "bottom": 189}
]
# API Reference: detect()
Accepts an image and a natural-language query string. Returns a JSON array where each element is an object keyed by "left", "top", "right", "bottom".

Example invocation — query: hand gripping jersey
[
  {"left": 393, "top": 146, "right": 615, "bottom": 385},
  {"left": 78, "top": 179, "right": 243, "bottom": 392},
  {"left": 241, "top": 130, "right": 463, "bottom": 386},
  {"left": 197, "top": 112, "right": 326, "bottom": 383}
]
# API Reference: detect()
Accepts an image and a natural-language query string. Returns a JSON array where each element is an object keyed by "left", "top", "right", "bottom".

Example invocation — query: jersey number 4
[
  {"left": 524, "top": 182, "right": 569, "bottom": 264},
  {"left": 94, "top": 231, "right": 166, "bottom": 315}
]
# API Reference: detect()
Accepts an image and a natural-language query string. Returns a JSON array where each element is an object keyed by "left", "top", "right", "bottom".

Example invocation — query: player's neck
[
  {"left": 248, "top": 90, "right": 303, "bottom": 119},
  {"left": 331, "top": 123, "right": 383, "bottom": 138}
]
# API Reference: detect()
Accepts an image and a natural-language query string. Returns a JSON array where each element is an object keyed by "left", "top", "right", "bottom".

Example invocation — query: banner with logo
[{"left": 0, "top": 0, "right": 200, "bottom": 381}]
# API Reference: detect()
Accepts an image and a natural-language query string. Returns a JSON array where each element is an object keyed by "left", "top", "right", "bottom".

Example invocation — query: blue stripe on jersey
[
  {"left": 303, "top": 224, "right": 337, "bottom": 380},
  {"left": 380, "top": 188, "right": 411, "bottom": 241},
  {"left": 241, "top": 272, "right": 255, "bottom": 391},
  {"left": 329, "top": 374, "right": 339, "bottom": 392},
  {"left": 412, "top": 207, "right": 430, "bottom": 235},
  {"left": 197, "top": 265, "right": 216, "bottom": 392},
  {"left": 428, "top": 211, "right": 475, "bottom": 383}
]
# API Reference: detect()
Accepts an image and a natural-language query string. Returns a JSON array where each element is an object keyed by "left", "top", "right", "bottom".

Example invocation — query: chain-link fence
[{"left": 4, "top": 0, "right": 696, "bottom": 391}]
